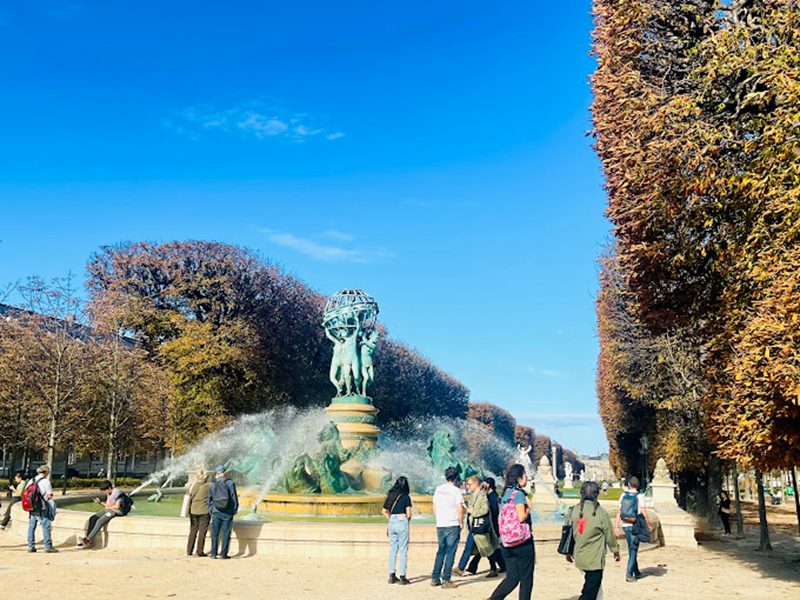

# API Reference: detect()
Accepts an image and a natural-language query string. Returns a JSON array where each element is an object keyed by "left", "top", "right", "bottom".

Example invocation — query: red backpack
[{"left": 21, "top": 478, "right": 43, "bottom": 513}]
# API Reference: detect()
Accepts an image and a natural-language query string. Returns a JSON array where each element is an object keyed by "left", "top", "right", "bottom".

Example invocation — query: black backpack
[
  {"left": 118, "top": 492, "right": 134, "bottom": 516},
  {"left": 620, "top": 492, "right": 638, "bottom": 523},
  {"left": 211, "top": 480, "right": 230, "bottom": 511}
]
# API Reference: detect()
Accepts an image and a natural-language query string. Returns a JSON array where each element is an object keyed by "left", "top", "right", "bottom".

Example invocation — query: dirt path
[{"left": 2, "top": 521, "right": 798, "bottom": 599}]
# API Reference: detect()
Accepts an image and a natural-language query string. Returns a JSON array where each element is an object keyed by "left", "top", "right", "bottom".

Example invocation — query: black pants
[
  {"left": 489, "top": 541, "right": 534, "bottom": 600},
  {"left": 720, "top": 512, "right": 731, "bottom": 534},
  {"left": 579, "top": 569, "right": 603, "bottom": 600},
  {"left": 467, "top": 547, "right": 506, "bottom": 573},
  {"left": 86, "top": 509, "right": 120, "bottom": 541},
  {"left": 187, "top": 513, "right": 210, "bottom": 555}
]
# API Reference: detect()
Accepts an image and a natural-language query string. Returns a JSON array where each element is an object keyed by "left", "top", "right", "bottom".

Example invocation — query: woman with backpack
[
  {"left": 565, "top": 481, "right": 620, "bottom": 600},
  {"left": 489, "top": 463, "right": 534, "bottom": 600},
  {"left": 382, "top": 476, "right": 412, "bottom": 585}
]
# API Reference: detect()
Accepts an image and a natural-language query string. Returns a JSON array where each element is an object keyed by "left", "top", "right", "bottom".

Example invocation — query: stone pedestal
[
  {"left": 324, "top": 395, "right": 380, "bottom": 449},
  {"left": 649, "top": 458, "right": 697, "bottom": 548},
  {"left": 536, "top": 455, "right": 555, "bottom": 484}
]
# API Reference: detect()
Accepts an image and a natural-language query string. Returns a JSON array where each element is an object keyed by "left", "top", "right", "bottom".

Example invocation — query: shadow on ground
[{"left": 700, "top": 524, "right": 799, "bottom": 584}]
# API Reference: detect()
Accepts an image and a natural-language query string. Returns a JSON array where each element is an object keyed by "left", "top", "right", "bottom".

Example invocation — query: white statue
[
  {"left": 564, "top": 462, "right": 574, "bottom": 489},
  {"left": 517, "top": 443, "right": 533, "bottom": 477},
  {"left": 579, "top": 469, "right": 586, "bottom": 482}
]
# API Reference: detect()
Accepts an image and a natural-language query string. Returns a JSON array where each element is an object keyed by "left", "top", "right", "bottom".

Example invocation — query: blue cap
[{"left": 215, "top": 464, "right": 227, "bottom": 473}]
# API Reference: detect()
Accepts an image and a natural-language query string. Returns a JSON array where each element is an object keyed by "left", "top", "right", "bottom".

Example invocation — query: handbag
[
  {"left": 557, "top": 522, "right": 575, "bottom": 555},
  {"left": 471, "top": 515, "right": 491, "bottom": 535}
]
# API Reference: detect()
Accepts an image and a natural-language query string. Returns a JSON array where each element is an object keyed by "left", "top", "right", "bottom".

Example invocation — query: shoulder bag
[{"left": 557, "top": 508, "right": 576, "bottom": 555}]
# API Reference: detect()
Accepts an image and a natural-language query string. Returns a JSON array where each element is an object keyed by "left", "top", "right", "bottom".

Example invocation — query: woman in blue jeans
[{"left": 382, "top": 476, "right": 413, "bottom": 585}]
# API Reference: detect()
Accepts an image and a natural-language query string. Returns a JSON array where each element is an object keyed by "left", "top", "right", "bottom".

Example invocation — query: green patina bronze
[
  {"left": 281, "top": 422, "right": 354, "bottom": 494},
  {"left": 426, "top": 428, "right": 483, "bottom": 481},
  {"left": 329, "top": 395, "right": 373, "bottom": 405},
  {"left": 323, "top": 289, "right": 380, "bottom": 398}
]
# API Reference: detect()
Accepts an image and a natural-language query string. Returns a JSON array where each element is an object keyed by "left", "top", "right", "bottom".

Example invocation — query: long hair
[
  {"left": 579, "top": 481, "right": 600, "bottom": 517},
  {"left": 384, "top": 476, "right": 410, "bottom": 510},
  {"left": 503, "top": 464, "right": 526, "bottom": 493}
]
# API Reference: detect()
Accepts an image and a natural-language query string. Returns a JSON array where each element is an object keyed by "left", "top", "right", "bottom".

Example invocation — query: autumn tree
[
  {"left": 6, "top": 277, "right": 93, "bottom": 467},
  {"left": 86, "top": 240, "right": 472, "bottom": 451},
  {"left": 593, "top": 0, "right": 800, "bottom": 540},
  {"left": 0, "top": 321, "right": 37, "bottom": 473},
  {"left": 84, "top": 334, "right": 167, "bottom": 480}
]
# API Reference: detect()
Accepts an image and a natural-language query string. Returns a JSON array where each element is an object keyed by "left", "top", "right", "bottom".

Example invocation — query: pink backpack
[{"left": 498, "top": 491, "right": 532, "bottom": 548}]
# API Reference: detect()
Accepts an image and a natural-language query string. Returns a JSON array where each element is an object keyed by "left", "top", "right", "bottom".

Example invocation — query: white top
[
  {"left": 34, "top": 474, "right": 53, "bottom": 498},
  {"left": 618, "top": 490, "right": 646, "bottom": 529},
  {"left": 433, "top": 482, "right": 463, "bottom": 527}
]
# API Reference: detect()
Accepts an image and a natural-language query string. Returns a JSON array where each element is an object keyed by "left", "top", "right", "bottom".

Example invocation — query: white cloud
[
  {"left": 525, "top": 366, "right": 568, "bottom": 379},
  {"left": 166, "top": 101, "right": 344, "bottom": 142},
  {"left": 260, "top": 228, "right": 392, "bottom": 264},
  {"left": 322, "top": 230, "right": 355, "bottom": 242}
]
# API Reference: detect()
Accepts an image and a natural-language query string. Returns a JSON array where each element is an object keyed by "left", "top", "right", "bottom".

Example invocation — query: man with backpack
[
  {"left": 207, "top": 465, "right": 238, "bottom": 559},
  {"left": 78, "top": 480, "right": 133, "bottom": 548},
  {"left": 613, "top": 476, "right": 651, "bottom": 582},
  {"left": 24, "top": 465, "right": 58, "bottom": 553}
]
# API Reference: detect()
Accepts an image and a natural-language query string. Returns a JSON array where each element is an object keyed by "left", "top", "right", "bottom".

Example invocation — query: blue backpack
[{"left": 620, "top": 492, "right": 638, "bottom": 523}]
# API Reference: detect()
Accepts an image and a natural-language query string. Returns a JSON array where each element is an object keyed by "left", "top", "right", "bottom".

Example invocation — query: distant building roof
[{"left": 0, "top": 302, "right": 136, "bottom": 347}]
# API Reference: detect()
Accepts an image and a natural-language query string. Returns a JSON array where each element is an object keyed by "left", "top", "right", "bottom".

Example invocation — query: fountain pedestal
[{"left": 324, "top": 395, "right": 380, "bottom": 449}]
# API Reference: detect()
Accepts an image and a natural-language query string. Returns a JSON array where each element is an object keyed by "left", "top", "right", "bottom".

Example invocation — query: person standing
[
  {"left": 614, "top": 476, "right": 651, "bottom": 582},
  {"left": 431, "top": 466, "right": 464, "bottom": 589},
  {"left": 718, "top": 491, "right": 732, "bottom": 536},
  {"left": 187, "top": 471, "right": 211, "bottom": 556},
  {"left": 464, "top": 477, "right": 506, "bottom": 576},
  {"left": 455, "top": 475, "right": 499, "bottom": 577},
  {"left": 208, "top": 465, "right": 238, "bottom": 559},
  {"left": 382, "top": 476, "right": 412, "bottom": 585},
  {"left": 565, "top": 481, "right": 620, "bottom": 600},
  {"left": 26, "top": 465, "right": 57, "bottom": 553},
  {"left": 1, "top": 470, "right": 26, "bottom": 530},
  {"left": 489, "top": 463, "right": 535, "bottom": 600}
]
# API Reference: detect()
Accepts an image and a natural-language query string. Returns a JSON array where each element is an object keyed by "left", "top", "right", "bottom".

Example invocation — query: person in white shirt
[
  {"left": 614, "top": 476, "right": 650, "bottom": 582},
  {"left": 431, "top": 466, "right": 464, "bottom": 589},
  {"left": 27, "top": 464, "right": 58, "bottom": 553}
]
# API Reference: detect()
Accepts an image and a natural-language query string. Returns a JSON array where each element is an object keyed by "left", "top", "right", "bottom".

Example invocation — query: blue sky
[{"left": 0, "top": 1, "right": 610, "bottom": 454}]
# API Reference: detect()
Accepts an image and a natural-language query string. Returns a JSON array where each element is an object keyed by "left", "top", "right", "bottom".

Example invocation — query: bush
[{"left": 50, "top": 477, "right": 144, "bottom": 490}]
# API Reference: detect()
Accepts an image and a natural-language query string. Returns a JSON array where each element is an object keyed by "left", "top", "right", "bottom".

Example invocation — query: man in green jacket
[{"left": 565, "top": 481, "right": 620, "bottom": 600}]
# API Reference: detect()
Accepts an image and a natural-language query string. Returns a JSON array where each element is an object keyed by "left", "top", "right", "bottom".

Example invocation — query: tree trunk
[
  {"left": 8, "top": 450, "right": 16, "bottom": 482},
  {"left": 706, "top": 456, "right": 722, "bottom": 528},
  {"left": 46, "top": 415, "right": 57, "bottom": 468},
  {"left": 61, "top": 450, "right": 69, "bottom": 495},
  {"left": 732, "top": 463, "right": 745, "bottom": 539},
  {"left": 791, "top": 467, "right": 800, "bottom": 536},
  {"left": 106, "top": 441, "right": 116, "bottom": 484},
  {"left": 755, "top": 470, "right": 772, "bottom": 551}
]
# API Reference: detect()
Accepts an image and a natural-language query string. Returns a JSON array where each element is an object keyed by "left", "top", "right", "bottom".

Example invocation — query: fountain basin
[
  {"left": 9, "top": 498, "right": 564, "bottom": 558},
  {"left": 240, "top": 491, "right": 433, "bottom": 517}
]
